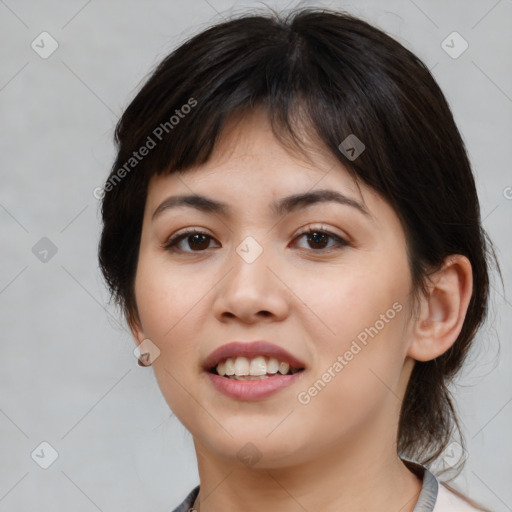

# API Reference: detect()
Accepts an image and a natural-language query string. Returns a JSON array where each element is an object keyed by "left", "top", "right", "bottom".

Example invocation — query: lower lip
[{"left": 206, "top": 371, "right": 305, "bottom": 400}]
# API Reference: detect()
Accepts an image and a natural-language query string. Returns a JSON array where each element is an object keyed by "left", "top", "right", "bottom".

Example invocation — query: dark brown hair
[{"left": 98, "top": 7, "right": 497, "bottom": 505}]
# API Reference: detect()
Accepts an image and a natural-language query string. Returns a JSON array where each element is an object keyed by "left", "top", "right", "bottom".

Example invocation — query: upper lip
[{"left": 203, "top": 340, "right": 307, "bottom": 372}]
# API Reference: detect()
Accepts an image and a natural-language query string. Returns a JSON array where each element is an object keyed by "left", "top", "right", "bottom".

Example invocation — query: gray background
[{"left": 0, "top": 0, "right": 510, "bottom": 510}]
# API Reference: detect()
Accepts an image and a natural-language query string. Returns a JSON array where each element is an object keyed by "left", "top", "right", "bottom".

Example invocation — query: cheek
[
  {"left": 296, "top": 301, "right": 409, "bottom": 438},
  {"left": 133, "top": 256, "right": 206, "bottom": 414},
  {"left": 133, "top": 253, "right": 225, "bottom": 399},
  {"left": 294, "top": 261, "right": 408, "bottom": 346},
  {"left": 295, "top": 262, "right": 410, "bottom": 405},
  {"left": 134, "top": 254, "right": 207, "bottom": 341}
]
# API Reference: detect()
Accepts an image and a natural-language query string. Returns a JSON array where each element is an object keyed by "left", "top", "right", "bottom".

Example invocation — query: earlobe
[{"left": 407, "top": 255, "right": 473, "bottom": 362}]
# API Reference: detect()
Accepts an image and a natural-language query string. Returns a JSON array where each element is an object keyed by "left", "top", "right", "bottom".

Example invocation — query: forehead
[{"left": 146, "top": 107, "right": 365, "bottom": 207}]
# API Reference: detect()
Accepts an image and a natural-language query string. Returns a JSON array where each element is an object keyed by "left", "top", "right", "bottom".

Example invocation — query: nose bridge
[
  {"left": 214, "top": 232, "right": 289, "bottom": 321},
  {"left": 235, "top": 234, "right": 266, "bottom": 266},
  {"left": 229, "top": 233, "right": 273, "bottom": 293}
]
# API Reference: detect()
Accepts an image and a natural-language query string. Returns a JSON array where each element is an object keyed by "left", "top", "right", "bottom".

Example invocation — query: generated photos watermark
[
  {"left": 93, "top": 97, "right": 197, "bottom": 200},
  {"left": 297, "top": 301, "right": 403, "bottom": 405}
]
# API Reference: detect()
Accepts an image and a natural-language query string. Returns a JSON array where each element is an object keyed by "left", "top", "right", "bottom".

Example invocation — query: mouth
[
  {"left": 203, "top": 340, "right": 307, "bottom": 379},
  {"left": 208, "top": 355, "right": 305, "bottom": 380},
  {"left": 202, "top": 341, "right": 306, "bottom": 399}
]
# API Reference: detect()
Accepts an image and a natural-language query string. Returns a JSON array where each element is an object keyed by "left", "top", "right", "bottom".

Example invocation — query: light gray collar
[{"left": 403, "top": 459, "right": 439, "bottom": 512}]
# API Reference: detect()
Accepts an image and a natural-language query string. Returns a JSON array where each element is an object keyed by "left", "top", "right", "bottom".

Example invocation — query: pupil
[
  {"left": 308, "top": 232, "right": 327, "bottom": 249},
  {"left": 190, "top": 234, "right": 208, "bottom": 250}
]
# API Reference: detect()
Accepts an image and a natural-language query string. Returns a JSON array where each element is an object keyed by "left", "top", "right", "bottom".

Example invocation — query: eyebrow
[{"left": 151, "top": 189, "right": 370, "bottom": 221}]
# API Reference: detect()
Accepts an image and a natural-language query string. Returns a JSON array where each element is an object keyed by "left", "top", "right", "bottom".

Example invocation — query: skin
[{"left": 129, "top": 107, "right": 473, "bottom": 512}]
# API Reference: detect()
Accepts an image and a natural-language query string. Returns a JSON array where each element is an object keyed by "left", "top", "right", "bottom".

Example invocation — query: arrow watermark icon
[{"left": 338, "top": 134, "right": 366, "bottom": 161}]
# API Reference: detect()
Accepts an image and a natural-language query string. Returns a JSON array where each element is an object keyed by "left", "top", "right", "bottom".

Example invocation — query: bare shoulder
[{"left": 435, "top": 483, "right": 493, "bottom": 512}]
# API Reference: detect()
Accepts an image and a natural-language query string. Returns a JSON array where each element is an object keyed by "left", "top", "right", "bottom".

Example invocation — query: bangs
[{"left": 110, "top": 9, "right": 419, "bottom": 192}]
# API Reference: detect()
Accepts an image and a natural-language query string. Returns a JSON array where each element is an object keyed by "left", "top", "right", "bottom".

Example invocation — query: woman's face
[{"left": 132, "top": 108, "right": 417, "bottom": 468}]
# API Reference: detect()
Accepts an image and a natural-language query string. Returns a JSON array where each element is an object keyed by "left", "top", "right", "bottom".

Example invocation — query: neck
[{"left": 191, "top": 428, "right": 422, "bottom": 512}]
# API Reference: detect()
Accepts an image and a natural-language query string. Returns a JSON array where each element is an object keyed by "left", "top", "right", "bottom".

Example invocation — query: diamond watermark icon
[
  {"left": 442, "top": 441, "right": 466, "bottom": 468},
  {"left": 338, "top": 134, "right": 365, "bottom": 161},
  {"left": 236, "top": 236, "right": 263, "bottom": 264},
  {"left": 31, "top": 441, "right": 59, "bottom": 469},
  {"left": 441, "top": 31, "right": 468, "bottom": 59},
  {"left": 32, "top": 237, "right": 58, "bottom": 263},
  {"left": 237, "top": 442, "right": 262, "bottom": 468},
  {"left": 31, "top": 32, "right": 59, "bottom": 59},
  {"left": 133, "top": 338, "right": 161, "bottom": 366}
]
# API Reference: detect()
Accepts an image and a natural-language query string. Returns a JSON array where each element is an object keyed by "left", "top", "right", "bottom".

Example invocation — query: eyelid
[
  {"left": 161, "top": 227, "right": 212, "bottom": 248},
  {"left": 293, "top": 224, "right": 350, "bottom": 249},
  {"left": 295, "top": 223, "right": 348, "bottom": 240}
]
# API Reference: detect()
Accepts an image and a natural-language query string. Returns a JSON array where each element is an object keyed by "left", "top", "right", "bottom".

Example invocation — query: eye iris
[
  {"left": 188, "top": 234, "right": 209, "bottom": 250},
  {"left": 307, "top": 232, "right": 328, "bottom": 249}
]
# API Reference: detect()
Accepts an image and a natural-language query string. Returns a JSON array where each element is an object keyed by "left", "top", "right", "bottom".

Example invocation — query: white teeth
[
  {"left": 217, "top": 360, "right": 226, "bottom": 376},
  {"left": 228, "top": 375, "right": 270, "bottom": 380},
  {"left": 249, "top": 356, "right": 267, "bottom": 376},
  {"left": 278, "top": 361, "right": 290, "bottom": 375},
  {"left": 234, "top": 357, "right": 250, "bottom": 376},
  {"left": 215, "top": 356, "right": 299, "bottom": 377},
  {"left": 266, "top": 358, "right": 279, "bottom": 374},
  {"left": 224, "top": 358, "right": 235, "bottom": 375}
]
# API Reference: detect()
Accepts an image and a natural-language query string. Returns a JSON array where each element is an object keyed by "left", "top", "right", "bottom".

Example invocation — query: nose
[{"left": 212, "top": 238, "right": 291, "bottom": 324}]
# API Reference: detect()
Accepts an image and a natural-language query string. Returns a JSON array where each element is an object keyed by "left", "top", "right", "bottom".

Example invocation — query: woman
[{"left": 98, "top": 7, "right": 497, "bottom": 511}]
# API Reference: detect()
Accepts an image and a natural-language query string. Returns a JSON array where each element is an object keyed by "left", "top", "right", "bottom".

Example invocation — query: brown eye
[
  {"left": 294, "top": 227, "right": 349, "bottom": 252},
  {"left": 305, "top": 231, "right": 329, "bottom": 250},
  {"left": 184, "top": 233, "right": 211, "bottom": 251},
  {"left": 163, "top": 230, "right": 218, "bottom": 253}
]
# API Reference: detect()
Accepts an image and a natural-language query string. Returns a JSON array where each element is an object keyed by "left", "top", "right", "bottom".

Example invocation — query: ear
[{"left": 407, "top": 255, "right": 473, "bottom": 362}]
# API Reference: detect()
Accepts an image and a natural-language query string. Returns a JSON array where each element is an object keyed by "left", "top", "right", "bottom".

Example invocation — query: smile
[{"left": 212, "top": 355, "right": 304, "bottom": 378}]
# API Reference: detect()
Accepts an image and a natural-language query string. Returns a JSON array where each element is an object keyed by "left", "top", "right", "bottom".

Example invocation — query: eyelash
[{"left": 162, "top": 225, "right": 350, "bottom": 254}]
